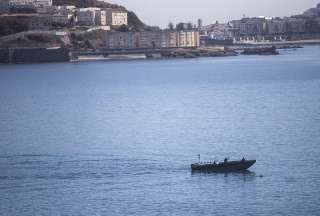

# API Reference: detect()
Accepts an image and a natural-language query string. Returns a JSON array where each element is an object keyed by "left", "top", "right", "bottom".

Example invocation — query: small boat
[{"left": 191, "top": 155, "right": 256, "bottom": 172}]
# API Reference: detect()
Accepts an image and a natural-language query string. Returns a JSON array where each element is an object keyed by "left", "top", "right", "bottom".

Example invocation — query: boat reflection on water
[{"left": 191, "top": 169, "right": 257, "bottom": 182}]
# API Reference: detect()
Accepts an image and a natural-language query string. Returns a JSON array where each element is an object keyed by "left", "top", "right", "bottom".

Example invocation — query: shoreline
[
  {"left": 70, "top": 47, "right": 238, "bottom": 62},
  {"left": 1, "top": 42, "right": 319, "bottom": 64}
]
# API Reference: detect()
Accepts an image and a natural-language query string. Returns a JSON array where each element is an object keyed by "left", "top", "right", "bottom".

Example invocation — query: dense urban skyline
[{"left": 108, "top": 0, "right": 319, "bottom": 27}]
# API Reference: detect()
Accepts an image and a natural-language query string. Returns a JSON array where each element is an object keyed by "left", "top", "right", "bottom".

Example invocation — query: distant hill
[
  {"left": 303, "top": 3, "right": 320, "bottom": 18},
  {"left": 52, "top": 0, "right": 148, "bottom": 30}
]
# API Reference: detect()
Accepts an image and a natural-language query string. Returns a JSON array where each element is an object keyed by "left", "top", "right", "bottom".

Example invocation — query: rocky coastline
[{"left": 241, "top": 46, "right": 279, "bottom": 55}]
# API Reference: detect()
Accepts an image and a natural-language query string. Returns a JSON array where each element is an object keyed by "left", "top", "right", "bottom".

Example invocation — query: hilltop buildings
[
  {"left": 76, "top": 8, "right": 127, "bottom": 26},
  {"left": 8, "top": 0, "right": 35, "bottom": 8},
  {"left": 3, "top": 0, "right": 128, "bottom": 28},
  {"left": 8, "top": 0, "right": 52, "bottom": 8}
]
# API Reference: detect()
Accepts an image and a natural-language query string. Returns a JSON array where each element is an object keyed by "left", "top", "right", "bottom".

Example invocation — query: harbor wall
[
  {"left": 0, "top": 47, "right": 70, "bottom": 64},
  {"left": 9, "top": 47, "right": 70, "bottom": 63}
]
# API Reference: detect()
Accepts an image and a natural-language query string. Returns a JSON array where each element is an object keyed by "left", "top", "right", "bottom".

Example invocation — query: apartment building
[
  {"left": 76, "top": 8, "right": 108, "bottom": 26},
  {"left": 104, "top": 30, "right": 199, "bottom": 49},
  {"left": 76, "top": 8, "right": 100, "bottom": 26},
  {"left": 177, "top": 30, "right": 200, "bottom": 47},
  {"left": 105, "top": 9, "right": 128, "bottom": 26}
]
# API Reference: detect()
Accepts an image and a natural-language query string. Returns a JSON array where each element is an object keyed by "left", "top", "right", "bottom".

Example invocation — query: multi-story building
[
  {"left": 265, "top": 18, "right": 286, "bottom": 35},
  {"left": 76, "top": 7, "right": 108, "bottom": 26},
  {"left": 177, "top": 30, "right": 200, "bottom": 47},
  {"left": 95, "top": 10, "right": 107, "bottom": 26},
  {"left": 104, "top": 30, "right": 199, "bottom": 49},
  {"left": 285, "top": 17, "right": 306, "bottom": 34},
  {"left": 239, "top": 18, "right": 266, "bottom": 35},
  {"left": 139, "top": 31, "right": 162, "bottom": 48},
  {"left": 231, "top": 16, "right": 313, "bottom": 37},
  {"left": 105, "top": 31, "right": 136, "bottom": 49},
  {"left": 76, "top": 8, "right": 100, "bottom": 26},
  {"left": 0, "top": 0, "right": 9, "bottom": 13},
  {"left": 105, "top": 9, "right": 127, "bottom": 26},
  {"left": 160, "top": 31, "right": 178, "bottom": 48}
]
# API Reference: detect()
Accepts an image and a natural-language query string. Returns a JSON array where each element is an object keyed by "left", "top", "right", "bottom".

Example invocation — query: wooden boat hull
[{"left": 191, "top": 160, "right": 256, "bottom": 173}]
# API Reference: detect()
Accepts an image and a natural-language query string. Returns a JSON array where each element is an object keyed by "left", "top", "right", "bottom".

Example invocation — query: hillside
[{"left": 0, "top": 0, "right": 149, "bottom": 37}]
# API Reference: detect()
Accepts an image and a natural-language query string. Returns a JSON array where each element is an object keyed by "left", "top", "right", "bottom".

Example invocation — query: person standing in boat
[{"left": 224, "top": 158, "right": 228, "bottom": 163}]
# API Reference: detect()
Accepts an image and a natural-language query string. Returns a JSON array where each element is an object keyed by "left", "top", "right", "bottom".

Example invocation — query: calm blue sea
[{"left": 0, "top": 46, "right": 320, "bottom": 216}]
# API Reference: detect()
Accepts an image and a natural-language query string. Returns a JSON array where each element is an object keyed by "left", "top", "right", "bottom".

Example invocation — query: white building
[
  {"left": 105, "top": 9, "right": 128, "bottom": 26},
  {"left": 76, "top": 7, "right": 109, "bottom": 26},
  {"left": 34, "top": 0, "right": 52, "bottom": 7},
  {"left": 9, "top": 0, "right": 35, "bottom": 8},
  {"left": 177, "top": 31, "right": 199, "bottom": 47},
  {"left": 9, "top": 0, "right": 51, "bottom": 8}
]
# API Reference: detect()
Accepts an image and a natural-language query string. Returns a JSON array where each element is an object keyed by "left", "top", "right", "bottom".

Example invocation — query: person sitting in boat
[{"left": 224, "top": 158, "right": 228, "bottom": 163}]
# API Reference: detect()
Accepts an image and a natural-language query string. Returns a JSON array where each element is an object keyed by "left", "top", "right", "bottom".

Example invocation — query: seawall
[{"left": 0, "top": 47, "right": 70, "bottom": 64}]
